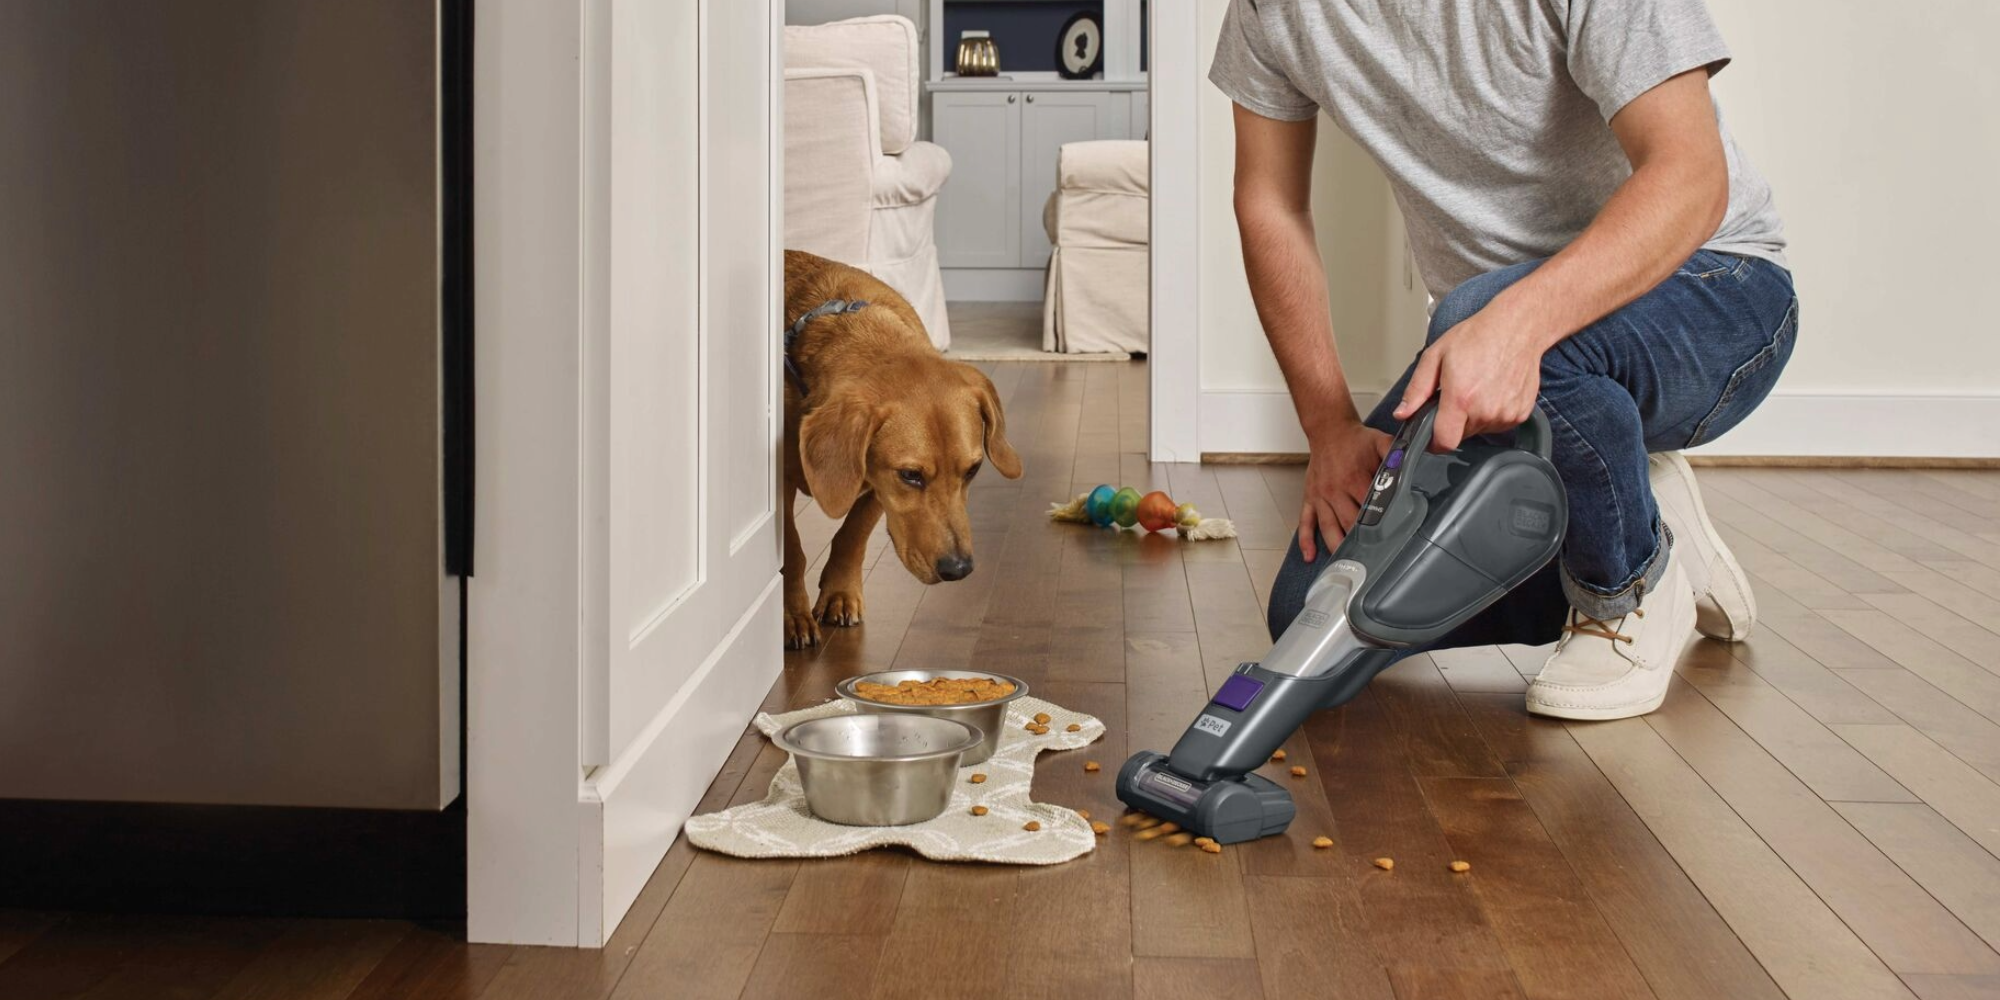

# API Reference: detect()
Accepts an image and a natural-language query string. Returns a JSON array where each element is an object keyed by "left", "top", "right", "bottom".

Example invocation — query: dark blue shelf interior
[{"left": 943, "top": 1, "right": 1106, "bottom": 75}]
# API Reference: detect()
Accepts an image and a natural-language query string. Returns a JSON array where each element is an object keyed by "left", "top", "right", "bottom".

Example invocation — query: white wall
[
  {"left": 1173, "top": 0, "right": 1999, "bottom": 459},
  {"left": 1189, "top": 0, "right": 1428, "bottom": 456}
]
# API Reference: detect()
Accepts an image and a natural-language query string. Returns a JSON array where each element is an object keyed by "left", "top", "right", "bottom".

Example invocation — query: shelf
[{"left": 929, "top": 76, "right": 1147, "bottom": 93}]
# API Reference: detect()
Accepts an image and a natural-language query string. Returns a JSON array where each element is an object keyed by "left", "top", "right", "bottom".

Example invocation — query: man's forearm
[
  {"left": 1483, "top": 158, "right": 1726, "bottom": 352},
  {"left": 1237, "top": 202, "right": 1362, "bottom": 442}
]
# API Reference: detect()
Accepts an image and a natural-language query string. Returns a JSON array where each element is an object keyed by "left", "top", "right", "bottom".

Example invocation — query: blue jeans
[{"left": 1269, "top": 249, "right": 1798, "bottom": 647}]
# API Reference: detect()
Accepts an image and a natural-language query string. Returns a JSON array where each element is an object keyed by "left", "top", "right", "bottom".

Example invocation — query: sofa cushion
[{"left": 785, "top": 16, "right": 920, "bottom": 156}]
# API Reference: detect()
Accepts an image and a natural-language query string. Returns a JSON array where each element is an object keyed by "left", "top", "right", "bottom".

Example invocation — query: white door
[
  {"left": 1018, "top": 89, "right": 1126, "bottom": 268},
  {"left": 470, "top": 0, "right": 783, "bottom": 948},
  {"left": 933, "top": 91, "right": 1022, "bottom": 268}
]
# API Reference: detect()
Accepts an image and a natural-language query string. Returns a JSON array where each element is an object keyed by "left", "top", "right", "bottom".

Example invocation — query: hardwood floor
[{"left": 7, "top": 359, "right": 2000, "bottom": 999}]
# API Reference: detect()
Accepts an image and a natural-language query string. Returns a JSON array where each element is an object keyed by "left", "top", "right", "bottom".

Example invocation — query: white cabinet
[
  {"left": 1018, "top": 90, "right": 1125, "bottom": 267},
  {"left": 934, "top": 87, "right": 1132, "bottom": 274},
  {"left": 934, "top": 91, "right": 1023, "bottom": 268}
]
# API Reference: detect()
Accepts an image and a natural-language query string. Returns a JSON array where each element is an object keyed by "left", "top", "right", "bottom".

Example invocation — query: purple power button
[
  {"left": 1386, "top": 449, "right": 1404, "bottom": 470},
  {"left": 1213, "top": 674, "right": 1264, "bottom": 712}
]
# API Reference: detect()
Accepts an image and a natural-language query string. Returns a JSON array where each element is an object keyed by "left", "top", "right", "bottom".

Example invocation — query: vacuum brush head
[{"left": 1116, "top": 751, "right": 1296, "bottom": 844}]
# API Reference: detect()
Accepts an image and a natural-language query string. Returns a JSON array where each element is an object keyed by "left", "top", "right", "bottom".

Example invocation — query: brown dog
[{"left": 782, "top": 251, "right": 1023, "bottom": 649}]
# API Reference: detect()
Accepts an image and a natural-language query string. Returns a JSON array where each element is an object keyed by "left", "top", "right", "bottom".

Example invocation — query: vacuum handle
[
  {"left": 1392, "top": 396, "right": 1553, "bottom": 461},
  {"left": 1515, "top": 405, "right": 1554, "bottom": 460}
]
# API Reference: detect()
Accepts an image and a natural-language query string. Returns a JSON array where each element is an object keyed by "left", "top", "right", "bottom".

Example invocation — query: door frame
[
  {"left": 1147, "top": 1, "right": 1201, "bottom": 462},
  {"left": 466, "top": 0, "right": 786, "bottom": 948}
]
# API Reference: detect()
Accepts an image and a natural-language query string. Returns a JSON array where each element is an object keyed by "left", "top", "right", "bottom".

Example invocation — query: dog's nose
[{"left": 935, "top": 554, "right": 974, "bottom": 581}]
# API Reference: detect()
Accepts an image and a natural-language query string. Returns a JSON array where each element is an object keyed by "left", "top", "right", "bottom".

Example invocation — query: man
[{"left": 1223, "top": 0, "right": 1798, "bottom": 719}]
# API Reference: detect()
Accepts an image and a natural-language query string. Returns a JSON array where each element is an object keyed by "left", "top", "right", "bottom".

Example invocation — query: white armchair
[
  {"left": 784, "top": 16, "right": 952, "bottom": 349},
  {"left": 1042, "top": 140, "right": 1150, "bottom": 355}
]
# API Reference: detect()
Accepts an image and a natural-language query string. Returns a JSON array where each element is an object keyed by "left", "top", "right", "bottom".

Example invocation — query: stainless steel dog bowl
[
  {"left": 773, "top": 714, "right": 982, "bottom": 826},
  {"left": 835, "top": 669, "right": 1029, "bottom": 766}
]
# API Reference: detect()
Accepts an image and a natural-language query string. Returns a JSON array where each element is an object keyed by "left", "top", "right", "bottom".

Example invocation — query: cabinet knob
[
  {"left": 1007, "top": 94, "right": 1017, "bottom": 103},
  {"left": 1025, "top": 94, "right": 1035, "bottom": 103}
]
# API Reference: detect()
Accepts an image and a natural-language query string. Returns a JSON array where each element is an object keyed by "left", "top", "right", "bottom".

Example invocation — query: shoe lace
[{"left": 1563, "top": 608, "right": 1643, "bottom": 644}]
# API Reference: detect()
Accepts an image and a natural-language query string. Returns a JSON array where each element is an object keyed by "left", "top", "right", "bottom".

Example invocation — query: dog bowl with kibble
[
  {"left": 835, "top": 669, "right": 1030, "bottom": 766},
  {"left": 772, "top": 714, "right": 982, "bottom": 826}
]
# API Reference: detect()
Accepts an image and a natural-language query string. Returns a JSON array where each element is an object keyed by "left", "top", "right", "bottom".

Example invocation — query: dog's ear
[
  {"left": 960, "top": 366, "right": 1023, "bottom": 479},
  {"left": 799, "top": 396, "right": 880, "bottom": 518}
]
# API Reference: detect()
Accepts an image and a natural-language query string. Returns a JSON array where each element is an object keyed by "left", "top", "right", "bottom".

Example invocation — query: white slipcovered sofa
[
  {"left": 1041, "top": 140, "right": 1150, "bottom": 355},
  {"left": 784, "top": 15, "right": 952, "bottom": 349}
]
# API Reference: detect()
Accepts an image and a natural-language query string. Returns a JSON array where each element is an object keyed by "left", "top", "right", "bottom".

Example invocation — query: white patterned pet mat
[{"left": 685, "top": 695, "right": 1104, "bottom": 865}]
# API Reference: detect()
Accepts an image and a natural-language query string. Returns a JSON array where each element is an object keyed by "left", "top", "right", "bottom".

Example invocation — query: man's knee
[{"left": 1428, "top": 259, "right": 1546, "bottom": 342}]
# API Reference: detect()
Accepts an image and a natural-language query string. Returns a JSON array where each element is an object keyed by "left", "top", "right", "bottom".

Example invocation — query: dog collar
[{"left": 784, "top": 298, "right": 868, "bottom": 397}]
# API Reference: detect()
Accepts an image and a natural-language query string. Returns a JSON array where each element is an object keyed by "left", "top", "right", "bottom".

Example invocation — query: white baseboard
[
  {"left": 1688, "top": 392, "right": 2000, "bottom": 459},
  {"left": 576, "top": 572, "right": 782, "bottom": 947},
  {"left": 1196, "top": 390, "right": 2000, "bottom": 460},
  {"left": 942, "top": 267, "right": 1045, "bottom": 302}
]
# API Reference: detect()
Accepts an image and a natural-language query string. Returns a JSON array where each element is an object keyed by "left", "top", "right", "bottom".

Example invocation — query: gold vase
[{"left": 955, "top": 31, "right": 999, "bottom": 77}]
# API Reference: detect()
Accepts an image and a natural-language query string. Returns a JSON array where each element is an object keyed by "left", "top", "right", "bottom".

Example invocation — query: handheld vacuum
[{"left": 1115, "top": 400, "right": 1568, "bottom": 844}]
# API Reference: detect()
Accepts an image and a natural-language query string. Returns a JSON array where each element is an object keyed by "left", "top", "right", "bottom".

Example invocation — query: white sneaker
[
  {"left": 1649, "top": 450, "right": 1756, "bottom": 641},
  {"left": 1525, "top": 557, "right": 1698, "bottom": 721}
]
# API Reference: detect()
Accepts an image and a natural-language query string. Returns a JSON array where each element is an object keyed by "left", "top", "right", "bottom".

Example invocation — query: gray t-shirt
[{"left": 1211, "top": 0, "right": 1787, "bottom": 300}]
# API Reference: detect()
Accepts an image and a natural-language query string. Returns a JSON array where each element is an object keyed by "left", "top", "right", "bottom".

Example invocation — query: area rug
[
  {"left": 685, "top": 694, "right": 1104, "bottom": 864},
  {"left": 944, "top": 301, "right": 1130, "bottom": 363}
]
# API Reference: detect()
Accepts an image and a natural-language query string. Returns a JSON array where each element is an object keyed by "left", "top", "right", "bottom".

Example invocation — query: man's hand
[
  {"left": 1392, "top": 308, "right": 1546, "bottom": 452},
  {"left": 1299, "top": 423, "right": 1393, "bottom": 561}
]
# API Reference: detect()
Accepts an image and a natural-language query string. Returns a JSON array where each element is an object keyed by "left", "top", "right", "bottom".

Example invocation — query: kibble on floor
[{"left": 1373, "top": 857, "right": 1395, "bottom": 871}]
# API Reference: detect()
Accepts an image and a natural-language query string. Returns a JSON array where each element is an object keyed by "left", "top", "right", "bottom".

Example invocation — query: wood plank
[
  {"left": 1862, "top": 592, "right": 2000, "bottom": 669},
  {"left": 1833, "top": 725, "right": 2000, "bottom": 860},
  {"left": 1456, "top": 694, "right": 1786, "bottom": 1000},
  {"left": 1211, "top": 466, "right": 1293, "bottom": 552},
  {"left": 867, "top": 864, "right": 1021, "bottom": 1000},
  {"left": 1386, "top": 967, "right": 1528, "bottom": 1000},
  {"left": 1566, "top": 703, "right": 1915, "bottom": 999},
  {"left": 1372, "top": 657, "right": 1507, "bottom": 779},
  {"left": 1726, "top": 622, "right": 1905, "bottom": 725},
  {"left": 1417, "top": 777, "right": 1656, "bottom": 999},
  {"left": 1130, "top": 958, "right": 1266, "bottom": 1000},
  {"left": 207, "top": 920, "right": 410, "bottom": 1000},
  {"left": 1304, "top": 691, "right": 1511, "bottom": 973},
  {"left": 0, "top": 915, "right": 281, "bottom": 1000},
  {"left": 1829, "top": 611, "right": 2000, "bottom": 725},
  {"left": 738, "top": 934, "right": 882, "bottom": 1000},
  {"left": 1647, "top": 678, "right": 2000, "bottom": 974},
  {"left": 1701, "top": 480, "right": 1907, "bottom": 595},
  {"left": 344, "top": 926, "right": 512, "bottom": 1000},
  {"left": 1429, "top": 646, "right": 1528, "bottom": 695},
  {"left": 607, "top": 855, "right": 796, "bottom": 1000},
  {"left": 1241, "top": 874, "right": 1395, "bottom": 1000},
  {"left": 1008, "top": 678, "right": 1131, "bottom": 1000},
  {"left": 1702, "top": 473, "right": 1924, "bottom": 575},
  {"left": 1675, "top": 640, "right": 1916, "bottom": 802},
  {"left": 1883, "top": 566, "right": 2000, "bottom": 638},
  {"left": 771, "top": 852, "right": 911, "bottom": 936},
  {"left": 1902, "top": 974, "right": 2000, "bottom": 1000},
  {"left": 1763, "top": 611, "right": 1903, "bottom": 671},
  {"left": 1837, "top": 802, "right": 2000, "bottom": 956},
  {"left": 0, "top": 912, "right": 61, "bottom": 967},
  {"left": 1836, "top": 668, "right": 2000, "bottom": 785}
]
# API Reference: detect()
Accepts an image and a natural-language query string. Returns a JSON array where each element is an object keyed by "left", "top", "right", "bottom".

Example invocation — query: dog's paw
[
  {"left": 815, "top": 588, "right": 865, "bottom": 628},
  {"left": 784, "top": 609, "right": 823, "bottom": 650}
]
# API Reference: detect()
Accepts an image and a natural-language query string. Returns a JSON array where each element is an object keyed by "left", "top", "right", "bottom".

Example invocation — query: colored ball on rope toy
[
  {"left": 1110, "top": 487, "right": 1142, "bottom": 528},
  {"left": 1137, "top": 491, "right": 1177, "bottom": 532},
  {"left": 1086, "top": 484, "right": 1118, "bottom": 526},
  {"left": 1175, "top": 502, "right": 1204, "bottom": 530}
]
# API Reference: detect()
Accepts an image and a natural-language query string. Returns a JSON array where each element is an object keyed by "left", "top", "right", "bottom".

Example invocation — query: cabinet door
[
  {"left": 1019, "top": 90, "right": 1127, "bottom": 268},
  {"left": 933, "top": 92, "right": 1021, "bottom": 269}
]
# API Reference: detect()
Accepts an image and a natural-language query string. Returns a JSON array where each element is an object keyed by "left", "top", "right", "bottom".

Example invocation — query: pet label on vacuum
[{"left": 1193, "top": 714, "right": 1233, "bottom": 737}]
